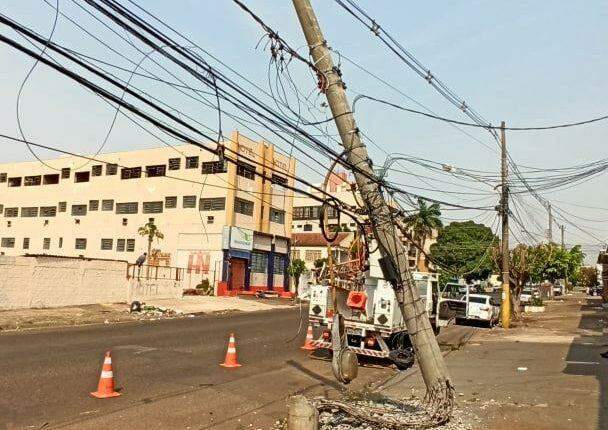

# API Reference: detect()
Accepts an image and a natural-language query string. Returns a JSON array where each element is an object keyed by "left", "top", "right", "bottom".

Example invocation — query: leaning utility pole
[
  {"left": 292, "top": 0, "right": 453, "bottom": 408},
  {"left": 499, "top": 122, "right": 511, "bottom": 329}
]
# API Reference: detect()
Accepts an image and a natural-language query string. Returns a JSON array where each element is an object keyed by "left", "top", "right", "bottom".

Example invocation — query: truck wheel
[{"left": 389, "top": 347, "right": 415, "bottom": 370}]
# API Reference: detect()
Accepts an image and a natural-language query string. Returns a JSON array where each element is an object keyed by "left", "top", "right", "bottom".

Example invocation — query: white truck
[{"left": 308, "top": 271, "right": 447, "bottom": 369}]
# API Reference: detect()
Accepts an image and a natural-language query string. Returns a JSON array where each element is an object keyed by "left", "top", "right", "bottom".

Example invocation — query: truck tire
[{"left": 389, "top": 347, "right": 415, "bottom": 370}]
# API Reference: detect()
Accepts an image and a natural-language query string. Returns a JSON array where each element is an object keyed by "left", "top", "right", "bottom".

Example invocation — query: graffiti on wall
[{"left": 187, "top": 251, "right": 210, "bottom": 274}]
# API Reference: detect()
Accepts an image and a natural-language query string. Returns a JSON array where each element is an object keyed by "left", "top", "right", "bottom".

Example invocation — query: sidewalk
[
  {"left": 0, "top": 295, "right": 294, "bottom": 331},
  {"left": 382, "top": 293, "right": 608, "bottom": 430}
]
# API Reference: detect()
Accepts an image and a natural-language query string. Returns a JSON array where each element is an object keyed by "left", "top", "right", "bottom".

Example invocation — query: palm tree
[
  {"left": 138, "top": 221, "right": 164, "bottom": 270},
  {"left": 403, "top": 197, "right": 442, "bottom": 270}
]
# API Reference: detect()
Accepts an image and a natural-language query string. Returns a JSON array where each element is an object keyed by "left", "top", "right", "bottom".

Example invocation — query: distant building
[
  {"left": 291, "top": 170, "right": 435, "bottom": 272},
  {"left": 0, "top": 131, "right": 295, "bottom": 296}
]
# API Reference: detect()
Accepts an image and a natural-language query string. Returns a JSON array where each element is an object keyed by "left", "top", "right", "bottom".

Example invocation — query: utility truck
[{"left": 308, "top": 253, "right": 448, "bottom": 369}]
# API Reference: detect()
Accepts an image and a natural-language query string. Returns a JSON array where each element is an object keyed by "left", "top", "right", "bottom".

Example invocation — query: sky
[{"left": 0, "top": 1, "right": 606, "bottom": 262}]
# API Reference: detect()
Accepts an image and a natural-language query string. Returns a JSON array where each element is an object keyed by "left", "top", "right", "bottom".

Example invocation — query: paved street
[{"left": 0, "top": 307, "right": 388, "bottom": 429}]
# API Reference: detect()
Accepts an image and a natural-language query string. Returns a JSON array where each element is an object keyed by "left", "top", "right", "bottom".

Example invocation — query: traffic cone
[
  {"left": 301, "top": 324, "right": 317, "bottom": 351},
  {"left": 91, "top": 350, "right": 121, "bottom": 398},
  {"left": 220, "top": 333, "right": 242, "bottom": 368}
]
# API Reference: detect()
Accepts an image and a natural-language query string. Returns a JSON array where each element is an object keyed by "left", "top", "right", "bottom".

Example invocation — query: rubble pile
[{"left": 131, "top": 304, "right": 195, "bottom": 320}]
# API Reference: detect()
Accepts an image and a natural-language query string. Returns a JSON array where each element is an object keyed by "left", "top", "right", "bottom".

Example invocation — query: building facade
[
  {"left": 0, "top": 131, "right": 295, "bottom": 296},
  {"left": 291, "top": 171, "right": 435, "bottom": 272}
]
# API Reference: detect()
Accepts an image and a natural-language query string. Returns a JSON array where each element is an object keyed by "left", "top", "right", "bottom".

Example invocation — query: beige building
[
  {"left": 0, "top": 131, "right": 296, "bottom": 296},
  {"left": 291, "top": 171, "right": 436, "bottom": 272}
]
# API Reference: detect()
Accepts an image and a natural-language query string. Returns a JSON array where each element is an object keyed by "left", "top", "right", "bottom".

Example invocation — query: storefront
[{"left": 217, "top": 226, "right": 291, "bottom": 297}]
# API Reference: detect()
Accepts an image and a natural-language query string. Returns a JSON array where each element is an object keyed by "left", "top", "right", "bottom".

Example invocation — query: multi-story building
[
  {"left": 291, "top": 171, "right": 436, "bottom": 272},
  {"left": 0, "top": 131, "right": 296, "bottom": 296}
]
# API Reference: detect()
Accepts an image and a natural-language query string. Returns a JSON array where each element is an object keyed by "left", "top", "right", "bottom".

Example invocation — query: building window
[
  {"left": 24, "top": 175, "right": 42, "bottom": 186},
  {"left": 116, "top": 202, "right": 138, "bottom": 214},
  {"left": 122, "top": 218, "right": 128, "bottom": 226},
  {"left": 126, "top": 239, "right": 135, "bottom": 252},
  {"left": 251, "top": 252, "right": 268, "bottom": 273},
  {"left": 1, "top": 237, "right": 15, "bottom": 248},
  {"left": 8, "top": 177, "right": 22, "bottom": 187},
  {"left": 0, "top": 173, "right": 6, "bottom": 183},
  {"left": 201, "top": 160, "right": 227, "bottom": 174},
  {"left": 121, "top": 167, "right": 142, "bottom": 179},
  {"left": 185, "top": 156, "right": 199, "bottom": 169},
  {"left": 23, "top": 237, "right": 30, "bottom": 249},
  {"left": 61, "top": 168, "right": 70, "bottom": 179},
  {"left": 303, "top": 224, "right": 313, "bottom": 232},
  {"left": 43, "top": 238, "right": 51, "bottom": 250},
  {"left": 305, "top": 250, "right": 321, "bottom": 262},
  {"left": 43, "top": 174, "right": 59, "bottom": 185},
  {"left": 89, "top": 200, "right": 99, "bottom": 211},
  {"left": 101, "top": 238, "right": 113, "bottom": 250},
  {"left": 71, "top": 204, "right": 87, "bottom": 216},
  {"left": 116, "top": 239, "right": 126, "bottom": 252},
  {"left": 207, "top": 216, "right": 214, "bottom": 224},
  {"left": 58, "top": 202, "right": 67, "bottom": 212},
  {"left": 200, "top": 197, "right": 226, "bottom": 211},
  {"left": 146, "top": 165, "right": 166, "bottom": 177},
  {"left": 234, "top": 197, "right": 254, "bottom": 216},
  {"left": 271, "top": 174, "right": 287, "bottom": 186},
  {"left": 143, "top": 201, "right": 163, "bottom": 214},
  {"left": 291, "top": 250, "right": 300, "bottom": 261},
  {"left": 92, "top": 165, "right": 103, "bottom": 176},
  {"left": 165, "top": 196, "right": 177, "bottom": 208},
  {"left": 58, "top": 237, "right": 63, "bottom": 248},
  {"left": 183, "top": 195, "right": 197, "bottom": 208},
  {"left": 273, "top": 255, "right": 285, "bottom": 274},
  {"left": 0, "top": 204, "right": 3, "bottom": 214},
  {"left": 102, "top": 199, "right": 114, "bottom": 211},
  {"left": 270, "top": 208, "right": 285, "bottom": 224},
  {"left": 236, "top": 161, "right": 256, "bottom": 180},
  {"left": 106, "top": 164, "right": 118, "bottom": 175},
  {"left": 168, "top": 158, "right": 181, "bottom": 170},
  {"left": 75, "top": 238, "right": 87, "bottom": 250},
  {"left": 40, "top": 206, "right": 57, "bottom": 217},
  {"left": 21, "top": 207, "right": 38, "bottom": 217},
  {"left": 75, "top": 171, "right": 90, "bottom": 183},
  {"left": 5, "top": 207, "right": 18, "bottom": 217}
]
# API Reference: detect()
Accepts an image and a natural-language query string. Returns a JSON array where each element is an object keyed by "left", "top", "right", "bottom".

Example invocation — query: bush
[
  {"left": 529, "top": 297, "right": 543, "bottom": 307},
  {"left": 195, "top": 279, "right": 213, "bottom": 295}
]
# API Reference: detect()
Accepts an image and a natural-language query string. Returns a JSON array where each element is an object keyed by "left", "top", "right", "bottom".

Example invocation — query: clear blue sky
[{"left": 0, "top": 1, "right": 606, "bottom": 260}]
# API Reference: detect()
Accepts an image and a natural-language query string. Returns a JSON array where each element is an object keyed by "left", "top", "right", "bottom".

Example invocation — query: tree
[
  {"left": 403, "top": 197, "right": 442, "bottom": 269},
  {"left": 137, "top": 220, "right": 164, "bottom": 265},
  {"left": 287, "top": 258, "right": 307, "bottom": 291},
  {"left": 578, "top": 266, "right": 598, "bottom": 290},
  {"left": 430, "top": 221, "right": 498, "bottom": 282},
  {"left": 529, "top": 243, "right": 585, "bottom": 284}
]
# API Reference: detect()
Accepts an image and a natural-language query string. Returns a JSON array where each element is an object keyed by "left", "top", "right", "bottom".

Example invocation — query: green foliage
[
  {"left": 287, "top": 258, "right": 307, "bottom": 285},
  {"left": 195, "top": 279, "right": 213, "bottom": 295},
  {"left": 138, "top": 221, "right": 164, "bottom": 243},
  {"left": 529, "top": 243, "right": 585, "bottom": 283},
  {"left": 314, "top": 257, "right": 328, "bottom": 269},
  {"left": 430, "top": 221, "right": 498, "bottom": 282},
  {"left": 529, "top": 296, "right": 544, "bottom": 307},
  {"left": 578, "top": 266, "right": 598, "bottom": 289}
]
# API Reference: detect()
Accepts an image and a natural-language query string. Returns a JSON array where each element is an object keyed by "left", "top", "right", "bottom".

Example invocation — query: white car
[
  {"left": 460, "top": 294, "right": 500, "bottom": 326},
  {"left": 520, "top": 287, "right": 540, "bottom": 304}
]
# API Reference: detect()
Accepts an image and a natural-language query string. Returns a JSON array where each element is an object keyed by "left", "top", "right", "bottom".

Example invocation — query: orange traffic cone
[
  {"left": 301, "top": 324, "right": 317, "bottom": 351},
  {"left": 91, "top": 350, "right": 121, "bottom": 398},
  {"left": 220, "top": 333, "right": 242, "bottom": 368}
]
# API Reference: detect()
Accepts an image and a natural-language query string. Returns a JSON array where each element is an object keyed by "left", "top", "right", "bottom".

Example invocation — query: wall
[{"left": 0, "top": 255, "right": 181, "bottom": 310}]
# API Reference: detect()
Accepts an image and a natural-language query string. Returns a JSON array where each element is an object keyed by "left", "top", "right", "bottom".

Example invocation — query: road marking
[{"left": 565, "top": 361, "right": 599, "bottom": 365}]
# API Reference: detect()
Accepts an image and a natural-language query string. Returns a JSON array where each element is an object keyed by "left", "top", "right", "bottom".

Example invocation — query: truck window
[{"left": 469, "top": 296, "right": 487, "bottom": 304}]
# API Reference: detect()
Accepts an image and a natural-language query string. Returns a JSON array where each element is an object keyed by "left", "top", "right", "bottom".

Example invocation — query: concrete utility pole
[
  {"left": 292, "top": 0, "right": 453, "bottom": 405},
  {"left": 499, "top": 122, "right": 511, "bottom": 329},
  {"left": 560, "top": 225, "right": 565, "bottom": 249}
]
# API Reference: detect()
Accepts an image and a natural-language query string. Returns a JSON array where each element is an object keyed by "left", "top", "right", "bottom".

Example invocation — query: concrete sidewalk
[
  {"left": 381, "top": 293, "right": 608, "bottom": 430},
  {"left": 0, "top": 295, "right": 295, "bottom": 331}
]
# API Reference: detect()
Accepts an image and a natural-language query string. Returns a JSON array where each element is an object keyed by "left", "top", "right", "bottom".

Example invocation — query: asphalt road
[{"left": 0, "top": 308, "right": 472, "bottom": 429}]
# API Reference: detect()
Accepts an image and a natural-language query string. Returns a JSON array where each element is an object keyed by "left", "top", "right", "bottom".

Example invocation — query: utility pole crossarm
[{"left": 292, "top": 0, "right": 453, "bottom": 415}]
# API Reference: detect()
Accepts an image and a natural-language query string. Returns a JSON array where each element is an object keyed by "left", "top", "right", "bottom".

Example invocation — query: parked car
[
  {"left": 520, "top": 287, "right": 540, "bottom": 304},
  {"left": 464, "top": 294, "right": 500, "bottom": 327}
]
